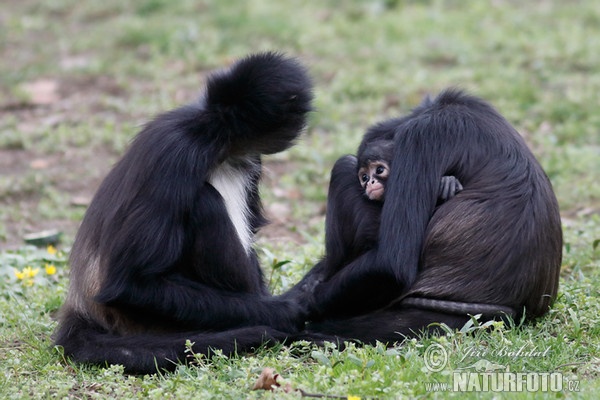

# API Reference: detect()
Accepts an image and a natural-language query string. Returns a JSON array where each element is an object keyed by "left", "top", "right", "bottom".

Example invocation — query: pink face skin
[{"left": 358, "top": 161, "right": 389, "bottom": 202}]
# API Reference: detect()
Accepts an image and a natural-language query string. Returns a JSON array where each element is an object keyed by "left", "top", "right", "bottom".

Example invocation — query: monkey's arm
[
  {"left": 94, "top": 184, "right": 303, "bottom": 333},
  {"left": 308, "top": 250, "right": 402, "bottom": 319},
  {"left": 100, "top": 272, "right": 303, "bottom": 331}
]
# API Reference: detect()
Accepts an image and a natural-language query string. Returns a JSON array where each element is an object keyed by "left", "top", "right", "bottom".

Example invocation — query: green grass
[{"left": 1, "top": 0, "right": 599, "bottom": 398}]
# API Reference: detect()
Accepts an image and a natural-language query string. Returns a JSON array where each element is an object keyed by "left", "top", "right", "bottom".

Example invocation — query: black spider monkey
[
  {"left": 288, "top": 89, "right": 562, "bottom": 343},
  {"left": 317, "top": 138, "right": 463, "bottom": 282},
  {"left": 53, "top": 52, "right": 313, "bottom": 374}
]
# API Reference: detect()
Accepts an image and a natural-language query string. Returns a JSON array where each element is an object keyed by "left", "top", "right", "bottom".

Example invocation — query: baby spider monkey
[
  {"left": 358, "top": 139, "right": 463, "bottom": 203},
  {"left": 284, "top": 136, "right": 464, "bottom": 320}
]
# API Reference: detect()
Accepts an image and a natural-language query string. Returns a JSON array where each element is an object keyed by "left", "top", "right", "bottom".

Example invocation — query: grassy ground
[{"left": 1, "top": 0, "right": 599, "bottom": 398}]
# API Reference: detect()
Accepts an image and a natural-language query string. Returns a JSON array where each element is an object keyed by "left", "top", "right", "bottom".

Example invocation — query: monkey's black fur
[
  {"left": 317, "top": 144, "right": 462, "bottom": 285},
  {"left": 290, "top": 89, "right": 562, "bottom": 343},
  {"left": 53, "top": 52, "right": 313, "bottom": 374}
]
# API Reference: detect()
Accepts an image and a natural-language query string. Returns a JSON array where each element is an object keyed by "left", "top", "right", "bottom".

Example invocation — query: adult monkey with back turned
[
  {"left": 289, "top": 89, "right": 562, "bottom": 342},
  {"left": 53, "top": 52, "right": 313, "bottom": 374}
]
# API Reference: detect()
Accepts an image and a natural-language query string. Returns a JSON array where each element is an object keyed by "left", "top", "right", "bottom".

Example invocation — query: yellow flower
[
  {"left": 47, "top": 245, "right": 57, "bottom": 255},
  {"left": 348, "top": 396, "right": 361, "bottom": 400},
  {"left": 45, "top": 263, "right": 57, "bottom": 275},
  {"left": 15, "top": 266, "right": 39, "bottom": 285},
  {"left": 24, "top": 266, "right": 39, "bottom": 278}
]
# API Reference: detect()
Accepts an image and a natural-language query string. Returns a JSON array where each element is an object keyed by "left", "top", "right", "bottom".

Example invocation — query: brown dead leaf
[{"left": 251, "top": 367, "right": 293, "bottom": 393}]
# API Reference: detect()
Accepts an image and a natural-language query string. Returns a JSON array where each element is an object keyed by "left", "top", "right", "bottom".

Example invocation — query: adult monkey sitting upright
[
  {"left": 289, "top": 89, "right": 562, "bottom": 342},
  {"left": 53, "top": 52, "right": 313, "bottom": 374}
]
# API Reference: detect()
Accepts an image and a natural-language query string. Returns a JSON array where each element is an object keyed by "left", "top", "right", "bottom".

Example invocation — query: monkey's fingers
[
  {"left": 439, "top": 176, "right": 464, "bottom": 200},
  {"left": 439, "top": 176, "right": 452, "bottom": 200},
  {"left": 454, "top": 178, "right": 464, "bottom": 194}
]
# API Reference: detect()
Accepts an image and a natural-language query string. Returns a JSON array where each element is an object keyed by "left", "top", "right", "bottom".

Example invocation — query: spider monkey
[
  {"left": 53, "top": 52, "right": 314, "bottom": 374},
  {"left": 288, "top": 89, "right": 561, "bottom": 343},
  {"left": 315, "top": 138, "right": 463, "bottom": 283}
]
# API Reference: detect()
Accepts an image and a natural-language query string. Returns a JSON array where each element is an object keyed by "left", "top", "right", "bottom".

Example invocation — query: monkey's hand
[
  {"left": 275, "top": 260, "right": 328, "bottom": 327},
  {"left": 281, "top": 259, "right": 326, "bottom": 299},
  {"left": 268, "top": 295, "right": 312, "bottom": 333},
  {"left": 299, "top": 273, "right": 322, "bottom": 294},
  {"left": 439, "top": 175, "right": 464, "bottom": 201}
]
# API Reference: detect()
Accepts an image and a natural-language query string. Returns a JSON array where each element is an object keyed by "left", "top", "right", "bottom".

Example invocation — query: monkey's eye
[
  {"left": 375, "top": 165, "right": 386, "bottom": 175},
  {"left": 361, "top": 174, "right": 369, "bottom": 183}
]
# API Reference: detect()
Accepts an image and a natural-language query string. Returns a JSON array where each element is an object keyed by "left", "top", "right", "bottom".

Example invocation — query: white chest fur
[{"left": 208, "top": 161, "right": 254, "bottom": 254}]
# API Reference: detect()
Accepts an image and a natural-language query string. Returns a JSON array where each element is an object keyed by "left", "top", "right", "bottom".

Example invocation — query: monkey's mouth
[{"left": 367, "top": 187, "right": 384, "bottom": 201}]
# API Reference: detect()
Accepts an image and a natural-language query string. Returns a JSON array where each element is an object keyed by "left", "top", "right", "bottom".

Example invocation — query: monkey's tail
[
  {"left": 400, "top": 297, "right": 518, "bottom": 320},
  {"left": 203, "top": 52, "right": 314, "bottom": 154},
  {"left": 295, "top": 308, "right": 474, "bottom": 346},
  {"left": 53, "top": 313, "right": 285, "bottom": 375},
  {"left": 293, "top": 299, "right": 517, "bottom": 346}
]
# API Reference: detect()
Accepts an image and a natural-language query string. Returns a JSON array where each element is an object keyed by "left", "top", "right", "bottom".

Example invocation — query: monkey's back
[{"left": 403, "top": 91, "right": 562, "bottom": 319}]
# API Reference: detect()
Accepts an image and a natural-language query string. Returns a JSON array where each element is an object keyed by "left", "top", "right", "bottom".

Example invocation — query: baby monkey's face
[{"left": 358, "top": 160, "right": 389, "bottom": 201}]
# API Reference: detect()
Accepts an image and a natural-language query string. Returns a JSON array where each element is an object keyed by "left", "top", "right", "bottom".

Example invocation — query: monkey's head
[
  {"left": 357, "top": 140, "right": 394, "bottom": 202},
  {"left": 358, "top": 160, "right": 389, "bottom": 201}
]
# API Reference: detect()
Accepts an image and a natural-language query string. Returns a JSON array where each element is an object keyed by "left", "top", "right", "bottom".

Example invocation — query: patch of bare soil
[
  {"left": 0, "top": 76, "right": 312, "bottom": 250},
  {"left": 0, "top": 75, "right": 129, "bottom": 249},
  {"left": 0, "top": 146, "right": 115, "bottom": 250}
]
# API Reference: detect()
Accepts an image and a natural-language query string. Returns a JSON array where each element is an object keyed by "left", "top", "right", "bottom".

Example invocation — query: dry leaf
[
  {"left": 251, "top": 367, "right": 293, "bottom": 393},
  {"left": 252, "top": 367, "right": 349, "bottom": 398}
]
